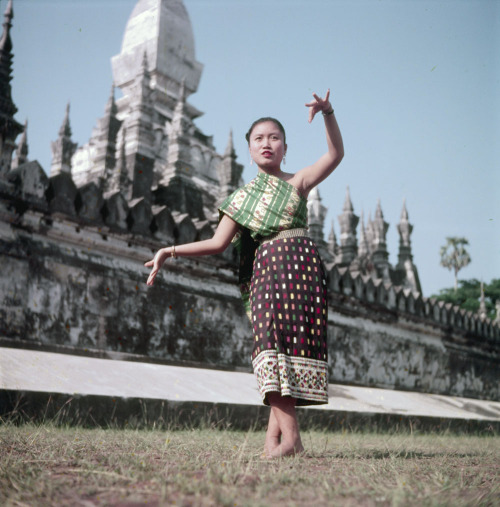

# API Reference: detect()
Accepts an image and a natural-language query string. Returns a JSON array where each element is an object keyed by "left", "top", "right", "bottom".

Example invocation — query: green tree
[
  {"left": 431, "top": 278, "right": 500, "bottom": 321},
  {"left": 439, "top": 237, "right": 471, "bottom": 291}
]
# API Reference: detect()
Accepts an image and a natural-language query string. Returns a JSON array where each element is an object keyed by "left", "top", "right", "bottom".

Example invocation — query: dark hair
[{"left": 245, "top": 117, "right": 286, "bottom": 145}]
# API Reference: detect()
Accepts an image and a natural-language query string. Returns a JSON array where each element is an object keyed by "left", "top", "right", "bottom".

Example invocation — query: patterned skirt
[{"left": 250, "top": 235, "right": 329, "bottom": 406}]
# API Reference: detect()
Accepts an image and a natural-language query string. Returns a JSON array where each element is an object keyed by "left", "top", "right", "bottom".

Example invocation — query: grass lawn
[{"left": 1, "top": 423, "right": 498, "bottom": 506}]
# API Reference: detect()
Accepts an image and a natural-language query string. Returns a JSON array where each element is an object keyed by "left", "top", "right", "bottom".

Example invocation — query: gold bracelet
[{"left": 170, "top": 245, "right": 177, "bottom": 259}]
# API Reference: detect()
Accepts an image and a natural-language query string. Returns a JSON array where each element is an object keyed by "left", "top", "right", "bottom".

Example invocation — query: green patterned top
[{"left": 219, "top": 173, "right": 308, "bottom": 318}]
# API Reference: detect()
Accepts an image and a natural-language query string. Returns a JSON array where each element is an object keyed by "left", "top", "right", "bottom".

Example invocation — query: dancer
[{"left": 145, "top": 89, "right": 344, "bottom": 457}]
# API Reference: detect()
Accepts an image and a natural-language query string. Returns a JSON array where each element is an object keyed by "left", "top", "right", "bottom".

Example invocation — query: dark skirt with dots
[{"left": 250, "top": 235, "right": 329, "bottom": 406}]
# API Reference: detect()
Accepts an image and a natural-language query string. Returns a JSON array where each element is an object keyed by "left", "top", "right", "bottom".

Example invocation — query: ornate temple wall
[
  {"left": 327, "top": 295, "right": 499, "bottom": 401},
  {"left": 0, "top": 199, "right": 250, "bottom": 368},
  {"left": 1, "top": 180, "right": 498, "bottom": 401}
]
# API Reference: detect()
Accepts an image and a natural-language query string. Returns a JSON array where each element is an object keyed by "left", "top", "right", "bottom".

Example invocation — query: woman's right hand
[{"left": 144, "top": 248, "right": 170, "bottom": 286}]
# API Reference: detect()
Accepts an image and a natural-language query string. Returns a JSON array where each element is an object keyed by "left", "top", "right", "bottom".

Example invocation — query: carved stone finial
[
  {"left": 50, "top": 103, "right": 77, "bottom": 176},
  {"left": 479, "top": 282, "right": 487, "bottom": 321},
  {"left": 370, "top": 199, "right": 390, "bottom": 279},
  {"left": 397, "top": 198, "right": 413, "bottom": 253},
  {"left": 118, "top": 127, "right": 129, "bottom": 190},
  {"left": 358, "top": 209, "right": 369, "bottom": 258},
  {"left": 0, "top": 0, "right": 13, "bottom": 51},
  {"left": 0, "top": 0, "right": 23, "bottom": 176},
  {"left": 307, "top": 187, "right": 327, "bottom": 246},
  {"left": 12, "top": 118, "right": 28, "bottom": 169},
  {"left": 395, "top": 199, "right": 422, "bottom": 293},
  {"left": 59, "top": 102, "right": 72, "bottom": 137},
  {"left": 337, "top": 186, "right": 359, "bottom": 265},
  {"left": 328, "top": 220, "right": 338, "bottom": 258},
  {"left": 224, "top": 129, "right": 235, "bottom": 158},
  {"left": 343, "top": 185, "right": 354, "bottom": 212},
  {"left": 217, "top": 128, "right": 243, "bottom": 204}
]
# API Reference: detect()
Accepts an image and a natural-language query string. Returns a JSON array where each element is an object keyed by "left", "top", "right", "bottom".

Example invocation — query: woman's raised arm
[
  {"left": 294, "top": 89, "right": 344, "bottom": 196},
  {"left": 144, "top": 214, "right": 239, "bottom": 286}
]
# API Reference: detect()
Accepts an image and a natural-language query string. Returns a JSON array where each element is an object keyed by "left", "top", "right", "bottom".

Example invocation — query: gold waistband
[{"left": 260, "top": 228, "right": 309, "bottom": 245}]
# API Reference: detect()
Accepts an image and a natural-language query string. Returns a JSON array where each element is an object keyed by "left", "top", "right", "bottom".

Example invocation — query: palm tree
[{"left": 440, "top": 237, "right": 471, "bottom": 291}]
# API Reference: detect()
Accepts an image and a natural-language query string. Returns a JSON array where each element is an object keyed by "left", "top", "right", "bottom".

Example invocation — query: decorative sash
[{"left": 219, "top": 173, "right": 308, "bottom": 319}]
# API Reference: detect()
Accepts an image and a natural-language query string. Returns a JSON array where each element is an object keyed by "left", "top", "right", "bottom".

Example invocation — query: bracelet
[
  {"left": 322, "top": 107, "right": 334, "bottom": 116},
  {"left": 170, "top": 245, "right": 177, "bottom": 259}
]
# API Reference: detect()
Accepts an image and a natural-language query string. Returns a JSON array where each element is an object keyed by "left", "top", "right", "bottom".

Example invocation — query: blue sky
[{"left": 10, "top": 0, "right": 500, "bottom": 296}]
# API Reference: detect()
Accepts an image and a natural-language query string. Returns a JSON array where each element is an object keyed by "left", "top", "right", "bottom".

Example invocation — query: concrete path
[{"left": 1, "top": 347, "right": 500, "bottom": 421}]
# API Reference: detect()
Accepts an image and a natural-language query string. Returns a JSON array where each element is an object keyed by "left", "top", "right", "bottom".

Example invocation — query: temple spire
[
  {"left": 117, "top": 49, "right": 155, "bottom": 199},
  {"left": 12, "top": 118, "right": 28, "bottom": 169},
  {"left": 0, "top": 0, "right": 23, "bottom": 176},
  {"left": 358, "top": 210, "right": 369, "bottom": 258},
  {"left": 91, "top": 84, "right": 122, "bottom": 186},
  {"left": 112, "top": 126, "right": 130, "bottom": 193},
  {"left": 370, "top": 199, "right": 390, "bottom": 279},
  {"left": 162, "top": 76, "right": 193, "bottom": 184},
  {"left": 479, "top": 282, "right": 487, "bottom": 321},
  {"left": 217, "top": 129, "right": 243, "bottom": 205},
  {"left": 224, "top": 129, "right": 235, "bottom": 157},
  {"left": 50, "top": 103, "right": 77, "bottom": 176},
  {"left": 307, "top": 187, "right": 327, "bottom": 246},
  {"left": 337, "top": 186, "right": 359, "bottom": 265},
  {"left": 327, "top": 220, "right": 338, "bottom": 259},
  {"left": 397, "top": 199, "right": 413, "bottom": 262}
]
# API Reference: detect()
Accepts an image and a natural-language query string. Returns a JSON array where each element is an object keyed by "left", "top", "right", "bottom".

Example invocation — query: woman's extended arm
[
  {"left": 293, "top": 89, "right": 344, "bottom": 196},
  {"left": 144, "top": 214, "right": 239, "bottom": 286}
]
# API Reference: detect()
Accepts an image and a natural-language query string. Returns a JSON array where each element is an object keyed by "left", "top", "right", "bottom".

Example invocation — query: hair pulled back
[{"left": 245, "top": 117, "right": 287, "bottom": 145}]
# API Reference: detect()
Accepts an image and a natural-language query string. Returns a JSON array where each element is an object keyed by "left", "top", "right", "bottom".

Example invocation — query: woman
[{"left": 145, "top": 90, "right": 344, "bottom": 458}]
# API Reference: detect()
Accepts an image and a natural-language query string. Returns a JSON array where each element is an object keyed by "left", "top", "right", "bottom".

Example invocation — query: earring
[
  {"left": 250, "top": 158, "right": 254, "bottom": 166},
  {"left": 282, "top": 154, "right": 286, "bottom": 166}
]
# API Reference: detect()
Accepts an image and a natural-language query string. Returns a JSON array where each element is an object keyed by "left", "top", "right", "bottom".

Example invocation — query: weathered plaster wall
[
  {"left": 327, "top": 295, "right": 499, "bottom": 400},
  {"left": 0, "top": 208, "right": 251, "bottom": 368}
]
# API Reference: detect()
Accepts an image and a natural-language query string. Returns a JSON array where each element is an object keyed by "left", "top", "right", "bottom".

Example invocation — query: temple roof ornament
[
  {"left": 307, "top": 186, "right": 328, "bottom": 247},
  {"left": 327, "top": 220, "right": 338, "bottom": 259},
  {"left": 90, "top": 85, "right": 122, "bottom": 187},
  {"left": 11, "top": 118, "right": 27, "bottom": 169},
  {"left": 217, "top": 129, "right": 243, "bottom": 205},
  {"left": 395, "top": 199, "right": 422, "bottom": 292},
  {"left": 0, "top": 0, "right": 22, "bottom": 176},
  {"left": 50, "top": 103, "right": 77, "bottom": 176},
  {"left": 479, "top": 282, "right": 487, "bottom": 321},
  {"left": 0, "top": 0, "right": 14, "bottom": 109},
  {"left": 397, "top": 199, "right": 412, "bottom": 247},
  {"left": 358, "top": 210, "right": 369, "bottom": 258},
  {"left": 106, "top": 126, "right": 129, "bottom": 195},
  {"left": 337, "top": 186, "right": 359, "bottom": 265},
  {"left": 370, "top": 199, "right": 390, "bottom": 279},
  {"left": 397, "top": 199, "right": 413, "bottom": 259},
  {"left": 224, "top": 129, "right": 235, "bottom": 158}
]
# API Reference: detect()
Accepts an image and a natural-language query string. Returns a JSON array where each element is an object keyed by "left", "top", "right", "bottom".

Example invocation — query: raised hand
[
  {"left": 144, "top": 248, "right": 170, "bottom": 286},
  {"left": 305, "top": 89, "right": 332, "bottom": 123}
]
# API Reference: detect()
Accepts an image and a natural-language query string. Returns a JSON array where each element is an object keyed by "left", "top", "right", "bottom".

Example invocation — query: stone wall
[
  {"left": 1, "top": 174, "right": 249, "bottom": 368},
  {"left": 1, "top": 170, "right": 498, "bottom": 401}
]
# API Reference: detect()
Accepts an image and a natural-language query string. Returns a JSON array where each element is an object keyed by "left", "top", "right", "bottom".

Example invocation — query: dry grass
[{"left": 1, "top": 422, "right": 498, "bottom": 506}]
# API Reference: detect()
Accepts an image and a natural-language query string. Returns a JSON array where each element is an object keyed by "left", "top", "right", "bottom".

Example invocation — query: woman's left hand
[{"left": 305, "top": 89, "right": 332, "bottom": 123}]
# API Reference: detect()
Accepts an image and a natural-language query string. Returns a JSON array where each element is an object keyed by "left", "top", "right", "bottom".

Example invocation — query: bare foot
[
  {"left": 266, "top": 439, "right": 304, "bottom": 459},
  {"left": 263, "top": 432, "right": 281, "bottom": 457}
]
